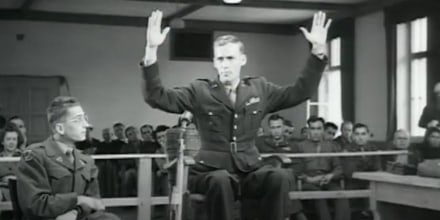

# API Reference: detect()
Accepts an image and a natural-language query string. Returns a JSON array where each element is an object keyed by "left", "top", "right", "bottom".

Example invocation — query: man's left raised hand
[{"left": 300, "top": 11, "right": 332, "bottom": 57}]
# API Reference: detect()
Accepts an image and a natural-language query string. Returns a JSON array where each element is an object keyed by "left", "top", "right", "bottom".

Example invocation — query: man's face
[
  {"left": 284, "top": 126, "right": 295, "bottom": 139},
  {"left": 352, "top": 127, "right": 370, "bottom": 146},
  {"left": 308, "top": 121, "right": 324, "bottom": 142},
  {"left": 428, "top": 131, "right": 440, "bottom": 148},
  {"left": 393, "top": 131, "right": 410, "bottom": 149},
  {"left": 156, "top": 130, "right": 168, "bottom": 149},
  {"left": 10, "top": 118, "right": 26, "bottom": 137},
  {"left": 57, "top": 106, "right": 89, "bottom": 142},
  {"left": 141, "top": 126, "right": 153, "bottom": 141},
  {"left": 126, "top": 128, "right": 139, "bottom": 142},
  {"left": 2, "top": 131, "right": 18, "bottom": 152},
  {"left": 114, "top": 125, "right": 125, "bottom": 140},
  {"left": 269, "top": 119, "right": 284, "bottom": 140},
  {"left": 102, "top": 129, "right": 111, "bottom": 142},
  {"left": 213, "top": 43, "right": 247, "bottom": 85},
  {"left": 324, "top": 127, "right": 337, "bottom": 141},
  {"left": 341, "top": 123, "right": 353, "bottom": 141}
]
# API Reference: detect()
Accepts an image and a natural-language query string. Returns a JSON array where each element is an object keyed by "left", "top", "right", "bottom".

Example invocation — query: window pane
[
  {"left": 330, "top": 37, "right": 341, "bottom": 67},
  {"left": 396, "top": 23, "right": 410, "bottom": 131},
  {"left": 411, "top": 17, "right": 427, "bottom": 53},
  {"left": 410, "top": 57, "right": 427, "bottom": 136}
]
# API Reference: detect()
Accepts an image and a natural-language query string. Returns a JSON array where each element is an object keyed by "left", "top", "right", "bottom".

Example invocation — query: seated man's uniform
[
  {"left": 294, "top": 139, "right": 350, "bottom": 220},
  {"left": 16, "top": 137, "right": 120, "bottom": 220},
  {"left": 341, "top": 143, "right": 380, "bottom": 189}
]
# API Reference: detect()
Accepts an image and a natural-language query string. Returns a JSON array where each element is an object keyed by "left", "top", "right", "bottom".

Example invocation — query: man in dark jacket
[
  {"left": 140, "top": 10, "right": 331, "bottom": 220},
  {"left": 16, "top": 96, "right": 119, "bottom": 220}
]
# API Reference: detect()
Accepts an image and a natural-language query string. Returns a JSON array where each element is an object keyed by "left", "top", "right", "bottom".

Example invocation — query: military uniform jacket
[
  {"left": 341, "top": 143, "right": 381, "bottom": 178},
  {"left": 142, "top": 55, "right": 326, "bottom": 173},
  {"left": 16, "top": 137, "right": 100, "bottom": 219}
]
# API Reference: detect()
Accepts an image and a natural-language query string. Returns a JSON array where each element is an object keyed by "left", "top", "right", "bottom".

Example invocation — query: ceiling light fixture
[{"left": 223, "top": 0, "right": 242, "bottom": 4}]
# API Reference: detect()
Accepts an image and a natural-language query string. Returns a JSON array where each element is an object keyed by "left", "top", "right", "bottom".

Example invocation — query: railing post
[{"left": 138, "top": 157, "right": 152, "bottom": 220}]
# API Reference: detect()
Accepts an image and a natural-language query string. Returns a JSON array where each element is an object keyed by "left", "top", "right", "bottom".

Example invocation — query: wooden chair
[{"left": 8, "top": 178, "right": 23, "bottom": 220}]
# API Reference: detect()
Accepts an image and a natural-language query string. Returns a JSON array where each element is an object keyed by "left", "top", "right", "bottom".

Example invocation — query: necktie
[
  {"left": 228, "top": 89, "right": 236, "bottom": 106},
  {"left": 66, "top": 150, "right": 75, "bottom": 164}
]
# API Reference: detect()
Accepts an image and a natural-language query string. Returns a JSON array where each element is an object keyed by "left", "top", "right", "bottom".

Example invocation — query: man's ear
[
  {"left": 241, "top": 54, "right": 247, "bottom": 65},
  {"left": 55, "top": 123, "right": 65, "bottom": 136}
]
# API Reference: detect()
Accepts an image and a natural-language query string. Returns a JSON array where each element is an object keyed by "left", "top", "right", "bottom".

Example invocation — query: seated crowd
[{"left": 1, "top": 108, "right": 439, "bottom": 220}]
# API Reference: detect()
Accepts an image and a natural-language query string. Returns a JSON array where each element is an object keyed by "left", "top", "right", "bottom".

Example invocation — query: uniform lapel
[
  {"left": 209, "top": 79, "right": 234, "bottom": 110},
  {"left": 44, "top": 137, "right": 74, "bottom": 170},
  {"left": 73, "top": 149, "right": 86, "bottom": 170}
]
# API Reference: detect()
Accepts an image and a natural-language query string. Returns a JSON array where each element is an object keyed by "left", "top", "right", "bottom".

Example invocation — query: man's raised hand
[
  {"left": 146, "top": 10, "right": 170, "bottom": 48},
  {"left": 299, "top": 11, "right": 332, "bottom": 56}
]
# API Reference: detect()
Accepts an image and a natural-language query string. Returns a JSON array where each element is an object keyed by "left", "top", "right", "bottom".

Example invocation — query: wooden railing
[{"left": 0, "top": 150, "right": 408, "bottom": 220}]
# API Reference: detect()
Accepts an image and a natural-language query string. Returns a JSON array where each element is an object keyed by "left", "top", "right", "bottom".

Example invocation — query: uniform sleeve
[
  {"left": 141, "top": 63, "right": 196, "bottom": 113},
  {"left": 85, "top": 158, "right": 101, "bottom": 198},
  {"left": 264, "top": 55, "right": 327, "bottom": 113},
  {"left": 16, "top": 151, "right": 78, "bottom": 218},
  {"left": 330, "top": 143, "right": 343, "bottom": 178}
]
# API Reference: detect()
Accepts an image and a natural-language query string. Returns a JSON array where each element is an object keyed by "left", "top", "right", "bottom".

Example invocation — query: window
[
  {"left": 307, "top": 38, "right": 343, "bottom": 127},
  {"left": 396, "top": 17, "right": 428, "bottom": 137}
]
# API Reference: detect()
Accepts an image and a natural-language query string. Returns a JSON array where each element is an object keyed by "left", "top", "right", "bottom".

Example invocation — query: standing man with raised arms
[{"left": 140, "top": 9, "right": 331, "bottom": 220}]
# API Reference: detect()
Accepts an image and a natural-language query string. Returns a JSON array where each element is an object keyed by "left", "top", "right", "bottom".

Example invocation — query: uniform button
[
  {"left": 233, "top": 136, "right": 237, "bottom": 141},
  {"left": 234, "top": 114, "right": 238, "bottom": 119},
  {"left": 208, "top": 112, "right": 213, "bottom": 116},
  {"left": 199, "top": 160, "right": 204, "bottom": 164},
  {"left": 252, "top": 110, "right": 258, "bottom": 114},
  {"left": 234, "top": 125, "right": 237, "bottom": 130}
]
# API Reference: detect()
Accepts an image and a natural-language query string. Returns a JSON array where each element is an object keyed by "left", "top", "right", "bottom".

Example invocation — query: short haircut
[
  {"left": 113, "top": 122, "right": 125, "bottom": 128},
  {"left": 353, "top": 123, "right": 370, "bottom": 133},
  {"left": 268, "top": 114, "right": 285, "bottom": 124},
  {"left": 324, "top": 122, "right": 338, "bottom": 130},
  {"left": 213, "top": 35, "right": 245, "bottom": 54},
  {"left": 284, "top": 120, "right": 293, "bottom": 127},
  {"left": 307, "top": 116, "right": 325, "bottom": 126},
  {"left": 153, "top": 125, "right": 170, "bottom": 141},
  {"left": 340, "top": 121, "right": 353, "bottom": 130},
  {"left": 124, "top": 126, "right": 137, "bottom": 137},
  {"left": 140, "top": 124, "right": 153, "bottom": 131},
  {"left": 1, "top": 122, "right": 24, "bottom": 147},
  {"left": 8, "top": 115, "right": 23, "bottom": 122},
  {"left": 46, "top": 96, "right": 81, "bottom": 127}
]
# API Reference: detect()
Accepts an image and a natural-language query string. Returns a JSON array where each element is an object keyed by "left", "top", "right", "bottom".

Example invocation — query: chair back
[{"left": 8, "top": 178, "right": 23, "bottom": 220}]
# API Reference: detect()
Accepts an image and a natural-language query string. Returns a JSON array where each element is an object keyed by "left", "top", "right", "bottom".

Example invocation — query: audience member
[
  {"left": 334, "top": 121, "right": 353, "bottom": 151},
  {"left": 8, "top": 115, "right": 28, "bottom": 150},
  {"left": 342, "top": 123, "right": 380, "bottom": 189},
  {"left": 419, "top": 82, "right": 440, "bottom": 129},
  {"left": 323, "top": 122, "right": 338, "bottom": 141},
  {"left": 0, "top": 124, "right": 23, "bottom": 202},
  {"left": 299, "top": 126, "right": 309, "bottom": 141},
  {"left": 294, "top": 116, "right": 350, "bottom": 220},
  {"left": 120, "top": 126, "right": 141, "bottom": 197},
  {"left": 96, "top": 128, "right": 120, "bottom": 197},
  {"left": 16, "top": 96, "right": 120, "bottom": 220},
  {"left": 153, "top": 125, "right": 170, "bottom": 196},
  {"left": 140, "top": 124, "right": 154, "bottom": 142},
  {"left": 284, "top": 119, "right": 296, "bottom": 141},
  {"left": 140, "top": 124, "right": 159, "bottom": 154},
  {"left": 111, "top": 122, "right": 127, "bottom": 154},
  {"left": 412, "top": 127, "right": 440, "bottom": 164},
  {"left": 76, "top": 127, "right": 100, "bottom": 155}
]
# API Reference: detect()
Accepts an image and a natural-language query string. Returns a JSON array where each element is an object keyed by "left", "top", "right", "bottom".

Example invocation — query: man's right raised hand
[{"left": 146, "top": 10, "right": 170, "bottom": 49}]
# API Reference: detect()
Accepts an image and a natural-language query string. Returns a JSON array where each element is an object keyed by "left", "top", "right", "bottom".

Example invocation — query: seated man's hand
[
  {"left": 55, "top": 209, "right": 78, "bottom": 220},
  {"left": 306, "top": 175, "right": 323, "bottom": 184},
  {"left": 77, "top": 196, "right": 105, "bottom": 211},
  {"left": 319, "top": 173, "right": 334, "bottom": 185}
]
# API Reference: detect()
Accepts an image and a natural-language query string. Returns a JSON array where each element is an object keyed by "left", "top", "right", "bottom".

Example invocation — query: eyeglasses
[{"left": 67, "top": 114, "right": 89, "bottom": 125}]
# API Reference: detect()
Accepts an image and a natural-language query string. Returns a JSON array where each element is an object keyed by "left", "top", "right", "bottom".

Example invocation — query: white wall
[
  {"left": 354, "top": 11, "right": 388, "bottom": 140},
  {"left": 0, "top": 20, "right": 312, "bottom": 138}
]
